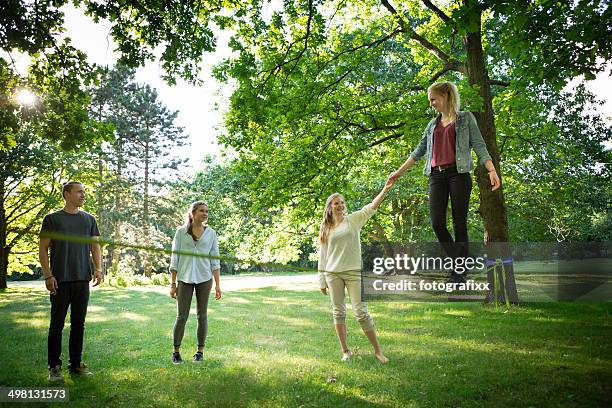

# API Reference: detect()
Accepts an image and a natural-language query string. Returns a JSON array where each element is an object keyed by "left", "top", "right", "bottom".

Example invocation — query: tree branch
[
  {"left": 381, "top": 0, "right": 456, "bottom": 65},
  {"left": 430, "top": 59, "right": 468, "bottom": 81},
  {"left": 369, "top": 132, "right": 403, "bottom": 148},
  {"left": 8, "top": 205, "right": 48, "bottom": 247},
  {"left": 490, "top": 79, "right": 510, "bottom": 87},
  {"left": 381, "top": 0, "right": 467, "bottom": 75},
  {"left": 421, "top": 0, "right": 450, "bottom": 23},
  {"left": 430, "top": 67, "right": 451, "bottom": 83},
  {"left": 4, "top": 188, "right": 40, "bottom": 214},
  {"left": 260, "top": 0, "right": 315, "bottom": 91},
  {"left": 315, "top": 28, "right": 402, "bottom": 76},
  {"left": 358, "top": 123, "right": 405, "bottom": 137},
  {"left": 3, "top": 174, "right": 30, "bottom": 200},
  {"left": 6, "top": 200, "right": 46, "bottom": 226},
  {"left": 281, "top": 0, "right": 315, "bottom": 91}
]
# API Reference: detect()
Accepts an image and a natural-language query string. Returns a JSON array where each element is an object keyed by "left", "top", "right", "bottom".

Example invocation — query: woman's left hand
[
  {"left": 489, "top": 170, "right": 501, "bottom": 191},
  {"left": 215, "top": 285, "right": 222, "bottom": 300}
]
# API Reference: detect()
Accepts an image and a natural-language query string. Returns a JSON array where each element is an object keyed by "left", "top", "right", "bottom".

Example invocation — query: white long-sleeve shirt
[
  {"left": 169, "top": 225, "right": 221, "bottom": 284},
  {"left": 317, "top": 204, "right": 376, "bottom": 288}
]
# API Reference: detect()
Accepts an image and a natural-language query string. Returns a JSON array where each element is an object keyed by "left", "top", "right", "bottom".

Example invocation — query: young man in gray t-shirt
[{"left": 39, "top": 182, "right": 102, "bottom": 382}]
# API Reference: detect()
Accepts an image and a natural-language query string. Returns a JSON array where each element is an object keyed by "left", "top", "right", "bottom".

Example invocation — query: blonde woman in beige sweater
[{"left": 318, "top": 178, "right": 394, "bottom": 363}]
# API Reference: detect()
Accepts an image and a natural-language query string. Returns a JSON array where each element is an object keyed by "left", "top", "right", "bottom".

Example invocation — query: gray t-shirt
[{"left": 40, "top": 210, "right": 100, "bottom": 283}]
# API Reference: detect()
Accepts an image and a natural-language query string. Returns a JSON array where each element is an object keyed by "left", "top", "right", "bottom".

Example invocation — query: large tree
[
  {"left": 128, "top": 83, "right": 188, "bottom": 276},
  {"left": 0, "top": 125, "right": 105, "bottom": 289},
  {"left": 213, "top": 0, "right": 611, "bottom": 302},
  {"left": 0, "top": 60, "right": 103, "bottom": 289},
  {"left": 90, "top": 66, "right": 188, "bottom": 277},
  {"left": 498, "top": 83, "right": 611, "bottom": 242},
  {"left": 0, "top": 0, "right": 235, "bottom": 149}
]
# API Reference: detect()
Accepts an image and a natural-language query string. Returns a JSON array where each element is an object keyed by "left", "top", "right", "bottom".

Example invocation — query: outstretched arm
[
  {"left": 389, "top": 122, "right": 428, "bottom": 182},
  {"left": 370, "top": 177, "right": 395, "bottom": 210},
  {"left": 389, "top": 156, "right": 416, "bottom": 183}
]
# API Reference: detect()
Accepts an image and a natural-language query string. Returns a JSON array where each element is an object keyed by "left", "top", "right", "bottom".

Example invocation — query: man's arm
[
  {"left": 91, "top": 236, "right": 103, "bottom": 286},
  {"left": 39, "top": 236, "right": 58, "bottom": 295}
]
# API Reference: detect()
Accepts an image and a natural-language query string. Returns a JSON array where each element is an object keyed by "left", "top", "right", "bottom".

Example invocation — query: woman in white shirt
[
  {"left": 318, "top": 179, "right": 394, "bottom": 363},
  {"left": 169, "top": 201, "right": 222, "bottom": 364}
]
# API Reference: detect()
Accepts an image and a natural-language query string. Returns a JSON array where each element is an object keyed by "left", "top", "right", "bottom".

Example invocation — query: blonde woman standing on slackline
[
  {"left": 318, "top": 179, "right": 394, "bottom": 363},
  {"left": 390, "top": 81, "right": 500, "bottom": 283}
]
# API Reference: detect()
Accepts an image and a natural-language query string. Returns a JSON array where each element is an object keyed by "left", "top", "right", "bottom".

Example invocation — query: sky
[
  {"left": 62, "top": 4, "right": 237, "bottom": 175},
  {"left": 5, "top": 4, "right": 611, "bottom": 174}
]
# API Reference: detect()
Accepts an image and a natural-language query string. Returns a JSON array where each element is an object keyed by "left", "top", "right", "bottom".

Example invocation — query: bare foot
[
  {"left": 341, "top": 350, "right": 351, "bottom": 362},
  {"left": 375, "top": 353, "right": 389, "bottom": 364}
]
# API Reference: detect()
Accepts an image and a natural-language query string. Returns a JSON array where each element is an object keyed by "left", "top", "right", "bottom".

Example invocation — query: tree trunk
[
  {"left": 0, "top": 246, "right": 8, "bottom": 290},
  {"left": 97, "top": 154, "right": 106, "bottom": 273},
  {"left": 143, "top": 134, "right": 151, "bottom": 277},
  {"left": 112, "top": 142, "right": 123, "bottom": 269},
  {"left": 463, "top": 3, "right": 518, "bottom": 303},
  {"left": 0, "top": 179, "right": 8, "bottom": 289},
  {"left": 0, "top": 190, "right": 10, "bottom": 290},
  {"left": 97, "top": 156, "right": 103, "bottom": 226}
]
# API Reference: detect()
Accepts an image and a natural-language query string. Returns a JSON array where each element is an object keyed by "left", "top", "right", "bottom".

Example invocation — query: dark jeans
[
  {"left": 428, "top": 166, "right": 473, "bottom": 264},
  {"left": 173, "top": 279, "right": 213, "bottom": 348},
  {"left": 48, "top": 280, "right": 90, "bottom": 368}
]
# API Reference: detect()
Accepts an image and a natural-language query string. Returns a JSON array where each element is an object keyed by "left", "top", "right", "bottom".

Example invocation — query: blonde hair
[
  {"left": 185, "top": 201, "right": 207, "bottom": 240},
  {"left": 427, "top": 81, "right": 460, "bottom": 114},
  {"left": 319, "top": 193, "right": 343, "bottom": 245}
]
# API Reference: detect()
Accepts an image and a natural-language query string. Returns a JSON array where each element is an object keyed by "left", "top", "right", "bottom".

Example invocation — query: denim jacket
[{"left": 410, "top": 111, "right": 492, "bottom": 176}]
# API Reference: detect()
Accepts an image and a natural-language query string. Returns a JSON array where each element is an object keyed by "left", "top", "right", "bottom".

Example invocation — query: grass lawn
[{"left": 0, "top": 284, "right": 610, "bottom": 407}]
